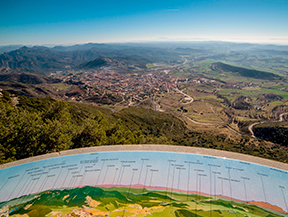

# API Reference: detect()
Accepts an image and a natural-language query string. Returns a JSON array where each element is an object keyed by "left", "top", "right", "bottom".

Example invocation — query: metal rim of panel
[{"left": 1, "top": 144, "right": 287, "bottom": 171}]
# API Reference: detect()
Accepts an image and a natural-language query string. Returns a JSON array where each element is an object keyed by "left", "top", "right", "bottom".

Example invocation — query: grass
[
  {"left": 182, "top": 100, "right": 224, "bottom": 123},
  {"left": 183, "top": 64, "right": 191, "bottom": 69},
  {"left": 146, "top": 63, "right": 156, "bottom": 69},
  {"left": 249, "top": 65, "right": 287, "bottom": 76},
  {"left": 242, "top": 86, "right": 261, "bottom": 91},
  {"left": 212, "top": 71, "right": 265, "bottom": 83},
  {"left": 173, "top": 71, "right": 187, "bottom": 76},
  {"left": 218, "top": 87, "right": 288, "bottom": 99},
  {"left": 51, "top": 83, "right": 70, "bottom": 90},
  {"left": 221, "top": 61, "right": 274, "bottom": 73},
  {"left": 220, "top": 61, "right": 245, "bottom": 67},
  {"left": 270, "top": 85, "right": 288, "bottom": 89},
  {"left": 207, "top": 71, "right": 219, "bottom": 75},
  {"left": 159, "top": 92, "right": 183, "bottom": 107},
  {"left": 237, "top": 116, "right": 259, "bottom": 122},
  {"left": 188, "top": 114, "right": 222, "bottom": 123},
  {"left": 265, "top": 89, "right": 288, "bottom": 99},
  {"left": 270, "top": 101, "right": 284, "bottom": 105},
  {"left": 225, "top": 55, "right": 245, "bottom": 61},
  {"left": 272, "top": 67, "right": 288, "bottom": 73},
  {"left": 194, "top": 85, "right": 215, "bottom": 92},
  {"left": 199, "top": 60, "right": 216, "bottom": 71},
  {"left": 214, "top": 61, "right": 284, "bottom": 81},
  {"left": 196, "top": 95, "right": 220, "bottom": 103}
]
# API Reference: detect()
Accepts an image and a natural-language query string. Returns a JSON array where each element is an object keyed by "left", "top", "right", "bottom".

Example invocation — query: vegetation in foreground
[{"left": 1, "top": 94, "right": 288, "bottom": 164}]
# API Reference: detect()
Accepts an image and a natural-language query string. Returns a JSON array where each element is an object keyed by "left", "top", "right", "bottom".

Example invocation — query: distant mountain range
[
  {"left": 0, "top": 45, "right": 24, "bottom": 54},
  {"left": 0, "top": 41, "right": 288, "bottom": 77},
  {"left": 0, "top": 43, "right": 182, "bottom": 75}
]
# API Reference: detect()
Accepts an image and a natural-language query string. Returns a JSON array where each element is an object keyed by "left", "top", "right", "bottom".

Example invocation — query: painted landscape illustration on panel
[{"left": 1, "top": 151, "right": 287, "bottom": 216}]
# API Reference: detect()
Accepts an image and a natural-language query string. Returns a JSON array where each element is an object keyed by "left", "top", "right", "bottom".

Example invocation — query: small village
[{"left": 57, "top": 66, "right": 217, "bottom": 105}]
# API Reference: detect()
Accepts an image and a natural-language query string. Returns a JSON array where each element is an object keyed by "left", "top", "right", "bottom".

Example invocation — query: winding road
[
  {"left": 170, "top": 89, "right": 242, "bottom": 135},
  {"left": 248, "top": 121, "right": 265, "bottom": 138},
  {"left": 171, "top": 57, "right": 188, "bottom": 68},
  {"left": 114, "top": 56, "right": 243, "bottom": 136},
  {"left": 151, "top": 99, "right": 164, "bottom": 112},
  {"left": 279, "top": 112, "right": 288, "bottom": 122},
  {"left": 175, "top": 88, "right": 194, "bottom": 104},
  {"left": 248, "top": 112, "right": 288, "bottom": 138}
]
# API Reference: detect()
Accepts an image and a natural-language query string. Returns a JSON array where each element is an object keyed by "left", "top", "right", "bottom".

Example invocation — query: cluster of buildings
[
  {"left": 58, "top": 67, "right": 216, "bottom": 104},
  {"left": 58, "top": 68, "right": 172, "bottom": 103}
]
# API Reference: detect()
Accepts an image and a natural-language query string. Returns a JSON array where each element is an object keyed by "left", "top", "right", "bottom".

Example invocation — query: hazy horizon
[
  {"left": 2, "top": 39, "right": 288, "bottom": 49},
  {"left": 1, "top": 0, "right": 288, "bottom": 46}
]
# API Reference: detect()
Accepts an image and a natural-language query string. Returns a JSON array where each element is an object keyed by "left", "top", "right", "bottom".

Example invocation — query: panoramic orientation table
[{"left": 1, "top": 145, "right": 288, "bottom": 216}]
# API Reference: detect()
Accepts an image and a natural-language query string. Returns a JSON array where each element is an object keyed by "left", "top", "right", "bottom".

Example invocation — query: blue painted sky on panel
[{"left": 0, "top": 151, "right": 288, "bottom": 213}]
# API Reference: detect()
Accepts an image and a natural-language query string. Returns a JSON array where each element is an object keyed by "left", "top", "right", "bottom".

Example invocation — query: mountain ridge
[
  {"left": 0, "top": 44, "right": 179, "bottom": 75},
  {"left": 78, "top": 56, "right": 126, "bottom": 69},
  {"left": 211, "top": 62, "right": 283, "bottom": 80}
]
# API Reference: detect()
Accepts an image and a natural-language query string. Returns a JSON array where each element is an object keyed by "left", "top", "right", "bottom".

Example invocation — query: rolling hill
[
  {"left": 0, "top": 44, "right": 181, "bottom": 75},
  {"left": 0, "top": 72, "right": 61, "bottom": 84},
  {"left": 78, "top": 56, "right": 125, "bottom": 69},
  {"left": 211, "top": 62, "right": 283, "bottom": 80},
  {"left": 5, "top": 186, "right": 285, "bottom": 217}
]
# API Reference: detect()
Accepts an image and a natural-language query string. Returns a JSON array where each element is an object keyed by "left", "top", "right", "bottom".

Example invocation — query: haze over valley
[{"left": 0, "top": 41, "right": 288, "bottom": 164}]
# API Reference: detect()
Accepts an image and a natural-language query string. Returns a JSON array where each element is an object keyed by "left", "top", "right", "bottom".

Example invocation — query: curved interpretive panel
[{"left": 0, "top": 145, "right": 288, "bottom": 216}]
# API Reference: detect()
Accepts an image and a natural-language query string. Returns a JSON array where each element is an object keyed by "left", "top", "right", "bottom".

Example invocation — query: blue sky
[{"left": 0, "top": 0, "right": 288, "bottom": 46}]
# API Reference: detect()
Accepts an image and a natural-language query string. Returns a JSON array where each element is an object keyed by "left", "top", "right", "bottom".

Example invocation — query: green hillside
[
  {"left": 0, "top": 95, "right": 187, "bottom": 164},
  {"left": 4, "top": 186, "right": 285, "bottom": 217},
  {"left": 211, "top": 62, "right": 283, "bottom": 80},
  {"left": 1, "top": 94, "right": 288, "bottom": 164}
]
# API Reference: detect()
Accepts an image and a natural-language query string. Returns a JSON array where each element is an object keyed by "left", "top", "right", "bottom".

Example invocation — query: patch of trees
[
  {"left": 216, "top": 93, "right": 231, "bottom": 107},
  {"left": 173, "top": 131, "right": 288, "bottom": 163},
  {"left": 259, "top": 93, "right": 283, "bottom": 101},
  {"left": 1, "top": 95, "right": 288, "bottom": 164},
  {"left": 254, "top": 126, "right": 288, "bottom": 147},
  {"left": 85, "top": 93, "right": 122, "bottom": 105},
  {"left": 237, "top": 120, "right": 252, "bottom": 134},
  {"left": 0, "top": 97, "right": 144, "bottom": 164},
  {"left": 232, "top": 96, "right": 253, "bottom": 110}
]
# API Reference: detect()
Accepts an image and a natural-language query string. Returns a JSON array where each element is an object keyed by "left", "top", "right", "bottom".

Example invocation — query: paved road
[
  {"left": 248, "top": 112, "right": 288, "bottom": 137},
  {"left": 279, "top": 112, "right": 288, "bottom": 122},
  {"left": 225, "top": 124, "right": 242, "bottom": 136},
  {"left": 248, "top": 121, "right": 265, "bottom": 138},
  {"left": 114, "top": 96, "right": 125, "bottom": 107},
  {"left": 113, "top": 56, "right": 241, "bottom": 136},
  {"left": 175, "top": 88, "right": 194, "bottom": 104},
  {"left": 174, "top": 89, "right": 242, "bottom": 135},
  {"left": 151, "top": 99, "right": 164, "bottom": 112},
  {"left": 171, "top": 57, "right": 188, "bottom": 68}
]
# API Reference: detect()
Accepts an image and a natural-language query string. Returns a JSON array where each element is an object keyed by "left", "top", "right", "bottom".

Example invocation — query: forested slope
[{"left": 1, "top": 93, "right": 288, "bottom": 164}]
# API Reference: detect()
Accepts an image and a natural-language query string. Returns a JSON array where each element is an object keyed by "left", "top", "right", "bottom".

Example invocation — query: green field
[
  {"left": 146, "top": 63, "right": 157, "bottom": 68},
  {"left": 199, "top": 60, "right": 216, "bottom": 71},
  {"left": 51, "top": 83, "right": 70, "bottom": 90},
  {"left": 1, "top": 186, "right": 285, "bottom": 217},
  {"left": 184, "top": 64, "right": 191, "bottom": 69},
  {"left": 218, "top": 87, "right": 288, "bottom": 99}
]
